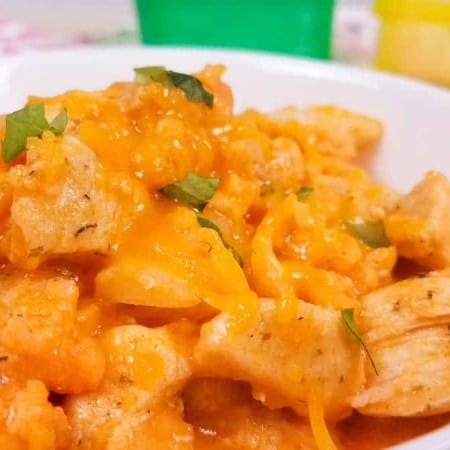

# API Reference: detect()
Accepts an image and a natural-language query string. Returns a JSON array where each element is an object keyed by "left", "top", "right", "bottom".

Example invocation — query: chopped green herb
[
  {"left": 134, "top": 66, "right": 169, "bottom": 86},
  {"left": 2, "top": 104, "right": 48, "bottom": 162},
  {"left": 345, "top": 220, "right": 390, "bottom": 248},
  {"left": 341, "top": 308, "right": 378, "bottom": 375},
  {"left": 224, "top": 242, "right": 243, "bottom": 267},
  {"left": 49, "top": 108, "right": 68, "bottom": 135},
  {"left": 29, "top": 246, "right": 44, "bottom": 257},
  {"left": 197, "top": 216, "right": 243, "bottom": 266},
  {"left": 167, "top": 71, "right": 214, "bottom": 107},
  {"left": 296, "top": 185, "right": 314, "bottom": 201},
  {"left": 197, "top": 216, "right": 222, "bottom": 235},
  {"left": 74, "top": 223, "right": 98, "bottom": 238},
  {"left": 160, "top": 173, "right": 220, "bottom": 211},
  {"left": 133, "top": 66, "right": 214, "bottom": 107},
  {"left": 2, "top": 103, "right": 68, "bottom": 162}
]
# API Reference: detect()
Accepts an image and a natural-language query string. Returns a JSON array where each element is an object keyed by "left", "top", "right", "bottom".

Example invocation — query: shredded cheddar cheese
[{"left": 308, "top": 382, "right": 339, "bottom": 450}]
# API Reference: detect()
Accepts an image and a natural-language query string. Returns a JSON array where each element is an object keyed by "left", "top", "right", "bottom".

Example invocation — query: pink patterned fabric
[{"left": 0, "top": 15, "right": 88, "bottom": 54}]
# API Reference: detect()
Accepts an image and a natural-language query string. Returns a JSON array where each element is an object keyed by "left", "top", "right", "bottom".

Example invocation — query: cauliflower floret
[
  {"left": 6, "top": 134, "right": 148, "bottom": 268},
  {"left": 95, "top": 207, "right": 254, "bottom": 312},
  {"left": 385, "top": 171, "right": 450, "bottom": 269},
  {"left": 184, "top": 378, "right": 316, "bottom": 450},
  {"left": 194, "top": 299, "right": 364, "bottom": 420},
  {"left": 65, "top": 323, "right": 196, "bottom": 450},
  {"left": 0, "top": 380, "right": 69, "bottom": 450},
  {"left": 255, "top": 137, "right": 304, "bottom": 193},
  {"left": 272, "top": 105, "right": 382, "bottom": 160},
  {"left": 353, "top": 276, "right": 450, "bottom": 417},
  {"left": 0, "top": 266, "right": 105, "bottom": 393}
]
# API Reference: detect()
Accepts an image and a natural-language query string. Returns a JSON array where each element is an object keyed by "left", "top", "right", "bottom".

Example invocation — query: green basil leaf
[
  {"left": 160, "top": 173, "right": 220, "bottom": 211},
  {"left": 167, "top": 71, "right": 214, "bottom": 107},
  {"left": 2, "top": 103, "right": 49, "bottom": 162},
  {"left": 2, "top": 104, "right": 69, "bottom": 163},
  {"left": 296, "top": 185, "right": 314, "bottom": 201},
  {"left": 133, "top": 66, "right": 214, "bottom": 107},
  {"left": 224, "top": 242, "right": 243, "bottom": 267},
  {"left": 49, "top": 108, "right": 68, "bottom": 135},
  {"left": 197, "top": 216, "right": 243, "bottom": 266},
  {"left": 341, "top": 308, "right": 379, "bottom": 375},
  {"left": 345, "top": 220, "right": 390, "bottom": 248},
  {"left": 133, "top": 66, "right": 170, "bottom": 86},
  {"left": 197, "top": 216, "right": 223, "bottom": 237}
]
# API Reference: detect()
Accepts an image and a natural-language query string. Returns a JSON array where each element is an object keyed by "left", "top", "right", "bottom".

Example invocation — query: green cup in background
[{"left": 135, "top": 0, "right": 335, "bottom": 60}]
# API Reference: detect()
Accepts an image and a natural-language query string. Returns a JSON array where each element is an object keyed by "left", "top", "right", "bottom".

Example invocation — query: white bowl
[{"left": 0, "top": 46, "right": 449, "bottom": 449}]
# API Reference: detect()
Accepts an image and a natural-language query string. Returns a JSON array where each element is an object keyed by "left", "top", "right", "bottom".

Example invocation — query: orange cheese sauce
[{"left": 337, "top": 413, "right": 450, "bottom": 450}]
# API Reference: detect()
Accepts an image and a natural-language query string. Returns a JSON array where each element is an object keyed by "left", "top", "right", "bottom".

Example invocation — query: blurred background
[{"left": 0, "top": 0, "right": 448, "bottom": 88}]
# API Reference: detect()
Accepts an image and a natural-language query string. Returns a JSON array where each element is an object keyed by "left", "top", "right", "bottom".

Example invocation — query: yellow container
[{"left": 374, "top": 0, "right": 450, "bottom": 87}]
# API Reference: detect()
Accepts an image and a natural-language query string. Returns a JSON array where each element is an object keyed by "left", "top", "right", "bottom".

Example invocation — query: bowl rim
[
  {"left": 2, "top": 44, "right": 450, "bottom": 99},
  {"left": 1, "top": 45, "right": 449, "bottom": 450}
]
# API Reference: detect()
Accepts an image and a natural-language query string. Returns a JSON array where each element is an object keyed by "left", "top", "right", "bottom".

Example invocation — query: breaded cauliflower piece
[
  {"left": 65, "top": 323, "right": 196, "bottom": 450},
  {"left": 353, "top": 276, "right": 450, "bottom": 417},
  {"left": 6, "top": 134, "right": 148, "bottom": 268},
  {"left": 272, "top": 105, "right": 382, "bottom": 160},
  {"left": 386, "top": 172, "right": 450, "bottom": 269},
  {"left": 194, "top": 299, "right": 364, "bottom": 420}
]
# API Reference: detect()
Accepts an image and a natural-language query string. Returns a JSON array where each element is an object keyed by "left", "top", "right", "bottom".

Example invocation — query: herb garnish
[
  {"left": 197, "top": 216, "right": 222, "bottom": 235},
  {"left": 134, "top": 66, "right": 169, "bottom": 85},
  {"left": 74, "top": 223, "right": 98, "bottom": 238},
  {"left": 341, "top": 308, "right": 378, "bottom": 375},
  {"left": 160, "top": 173, "right": 220, "bottom": 211},
  {"left": 133, "top": 66, "right": 214, "bottom": 107},
  {"left": 297, "top": 185, "right": 314, "bottom": 201},
  {"left": 197, "top": 216, "right": 243, "bottom": 266},
  {"left": 2, "top": 104, "right": 68, "bottom": 162},
  {"left": 49, "top": 109, "right": 68, "bottom": 135},
  {"left": 344, "top": 220, "right": 389, "bottom": 248},
  {"left": 161, "top": 176, "right": 240, "bottom": 263},
  {"left": 29, "top": 246, "right": 44, "bottom": 257}
]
